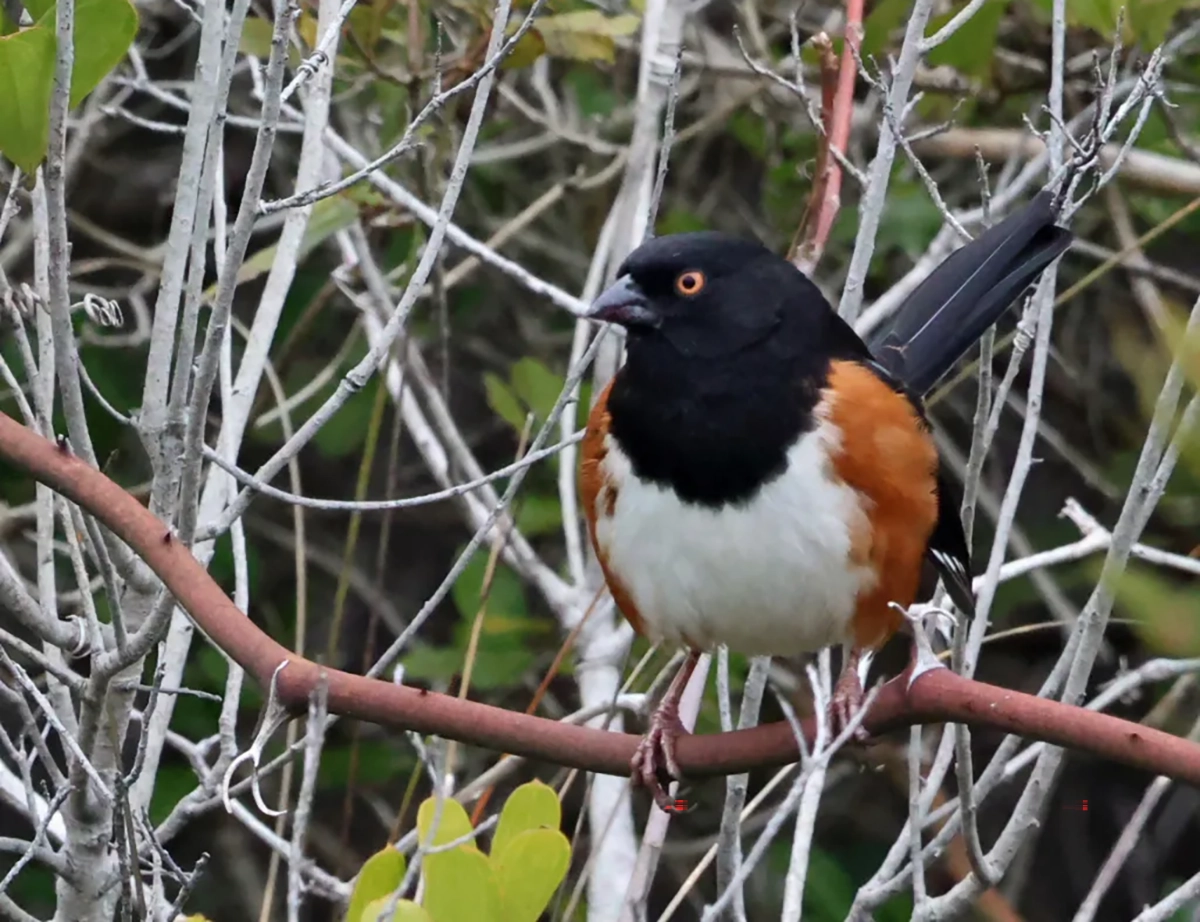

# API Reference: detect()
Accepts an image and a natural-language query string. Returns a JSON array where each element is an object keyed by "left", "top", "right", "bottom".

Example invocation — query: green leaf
[
  {"left": 1029, "top": 0, "right": 1200, "bottom": 45},
  {"left": 531, "top": 11, "right": 640, "bottom": 64},
  {"left": 1109, "top": 563, "right": 1200, "bottom": 656},
  {"left": 491, "top": 780, "right": 562, "bottom": 857},
  {"left": 801, "top": 847, "right": 857, "bottom": 918},
  {"left": 484, "top": 372, "right": 527, "bottom": 432},
  {"left": 416, "top": 796, "right": 478, "bottom": 851},
  {"left": 861, "top": 0, "right": 909, "bottom": 59},
  {"left": 452, "top": 553, "right": 529, "bottom": 622},
  {"left": 421, "top": 845, "right": 502, "bottom": 922},
  {"left": 503, "top": 28, "right": 547, "bottom": 69},
  {"left": 565, "top": 66, "right": 617, "bottom": 118},
  {"left": 509, "top": 357, "right": 564, "bottom": 424},
  {"left": 239, "top": 16, "right": 275, "bottom": 57},
  {"left": 492, "top": 828, "right": 570, "bottom": 922},
  {"left": 926, "top": 0, "right": 1005, "bottom": 80},
  {"left": 22, "top": 0, "right": 52, "bottom": 18},
  {"left": 216, "top": 195, "right": 360, "bottom": 298},
  {"left": 514, "top": 494, "right": 562, "bottom": 537},
  {"left": 34, "top": 0, "right": 138, "bottom": 108},
  {"left": 0, "top": 25, "right": 55, "bottom": 172},
  {"left": 313, "top": 376, "right": 380, "bottom": 458},
  {"left": 345, "top": 848, "right": 407, "bottom": 922},
  {"left": 359, "top": 898, "right": 434, "bottom": 922}
]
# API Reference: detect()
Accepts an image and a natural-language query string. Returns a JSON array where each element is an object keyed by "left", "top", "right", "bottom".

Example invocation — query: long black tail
[{"left": 866, "top": 190, "right": 1073, "bottom": 396}]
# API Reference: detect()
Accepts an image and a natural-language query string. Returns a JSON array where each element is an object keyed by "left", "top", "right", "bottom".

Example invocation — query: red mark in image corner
[{"left": 1063, "top": 800, "right": 1089, "bottom": 811}]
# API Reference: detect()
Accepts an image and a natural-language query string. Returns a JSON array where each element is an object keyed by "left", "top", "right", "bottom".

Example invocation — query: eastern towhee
[{"left": 579, "top": 191, "right": 1072, "bottom": 809}]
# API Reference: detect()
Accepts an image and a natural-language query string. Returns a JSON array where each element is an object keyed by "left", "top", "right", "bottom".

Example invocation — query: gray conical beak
[{"left": 586, "top": 275, "right": 659, "bottom": 328}]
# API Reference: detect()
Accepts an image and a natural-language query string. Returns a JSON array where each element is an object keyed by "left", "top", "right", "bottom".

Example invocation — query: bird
[{"left": 578, "top": 191, "right": 1072, "bottom": 810}]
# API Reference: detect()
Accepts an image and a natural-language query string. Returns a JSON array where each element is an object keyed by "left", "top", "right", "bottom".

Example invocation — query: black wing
[
  {"left": 824, "top": 193, "right": 1071, "bottom": 613},
  {"left": 926, "top": 469, "right": 976, "bottom": 617},
  {"left": 866, "top": 190, "right": 1072, "bottom": 397}
]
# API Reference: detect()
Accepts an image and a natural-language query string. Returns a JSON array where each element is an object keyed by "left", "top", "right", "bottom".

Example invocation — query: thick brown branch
[{"left": 2, "top": 409, "right": 1199, "bottom": 786}]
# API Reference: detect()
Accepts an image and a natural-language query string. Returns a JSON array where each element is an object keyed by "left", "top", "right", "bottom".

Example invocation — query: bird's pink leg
[
  {"left": 631, "top": 650, "right": 700, "bottom": 811},
  {"left": 829, "top": 645, "right": 872, "bottom": 741}
]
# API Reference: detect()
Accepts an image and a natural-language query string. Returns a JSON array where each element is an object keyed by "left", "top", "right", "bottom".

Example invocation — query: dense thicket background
[{"left": 2, "top": 0, "right": 1200, "bottom": 919}]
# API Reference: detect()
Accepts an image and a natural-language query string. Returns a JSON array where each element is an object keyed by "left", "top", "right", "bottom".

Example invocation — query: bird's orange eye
[{"left": 675, "top": 270, "right": 706, "bottom": 296}]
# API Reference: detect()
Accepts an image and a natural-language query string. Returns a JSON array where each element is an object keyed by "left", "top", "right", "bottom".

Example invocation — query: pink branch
[
  {"left": 2, "top": 409, "right": 1199, "bottom": 786},
  {"left": 790, "top": 0, "right": 863, "bottom": 274}
]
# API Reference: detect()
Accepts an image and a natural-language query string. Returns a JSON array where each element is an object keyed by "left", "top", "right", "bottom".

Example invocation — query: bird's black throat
[{"left": 605, "top": 330, "right": 829, "bottom": 508}]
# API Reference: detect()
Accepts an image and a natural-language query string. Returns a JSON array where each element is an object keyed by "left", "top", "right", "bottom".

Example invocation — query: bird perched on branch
[{"left": 579, "top": 191, "right": 1072, "bottom": 810}]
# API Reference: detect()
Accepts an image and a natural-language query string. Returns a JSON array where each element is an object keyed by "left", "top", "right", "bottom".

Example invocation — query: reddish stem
[{"left": 790, "top": 0, "right": 864, "bottom": 274}]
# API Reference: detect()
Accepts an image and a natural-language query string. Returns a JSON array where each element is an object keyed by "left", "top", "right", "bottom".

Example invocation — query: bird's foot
[
  {"left": 631, "top": 704, "right": 689, "bottom": 811},
  {"left": 828, "top": 665, "right": 871, "bottom": 743}
]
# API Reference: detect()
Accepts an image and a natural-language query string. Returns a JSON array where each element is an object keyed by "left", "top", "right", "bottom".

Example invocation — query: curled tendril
[{"left": 73, "top": 293, "right": 124, "bottom": 329}]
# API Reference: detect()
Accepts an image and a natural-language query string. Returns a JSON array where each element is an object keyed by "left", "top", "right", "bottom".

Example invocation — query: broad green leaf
[
  {"left": 422, "top": 845, "right": 502, "bottom": 922},
  {"left": 533, "top": 11, "right": 640, "bottom": 64},
  {"left": 514, "top": 494, "right": 562, "bottom": 537},
  {"left": 491, "top": 780, "right": 561, "bottom": 858},
  {"left": 926, "top": 0, "right": 1006, "bottom": 80},
  {"left": 1029, "top": 0, "right": 1200, "bottom": 45},
  {"left": 1, "top": 8, "right": 17, "bottom": 35},
  {"left": 861, "top": 0, "right": 909, "bottom": 59},
  {"left": 416, "top": 796, "right": 478, "bottom": 851},
  {"left": 345, "top": 847, "right": 407, "bottom": 922},
  {"left": 484, "top": 372, "right": 527, "bottom": 432},
  {"left": 504, "top": 28, "right": 547, "bottom": 69},
  {"left": 565, "top": 66, "right": 617, "bottom": 119},
  {"left": 1110, "top": 564, "right": 1200, "bottom": 656},
  {"left": 22, "top": 0, "right": 52, "bottom": 18},
  {"left": 312, "top": 377, "right": 379, "bottom": 458},
  {"left": 359, "top": 897, "right": 434, "bottom": 922},
  {"left": 404, "top": 639, "right": 539, "bottom": 691},
  {"left": 0, "top": 25, "right": 55, "bottom": 172},
  {"left": 239, "top": 17, "right": 274, "bottom": 57},
  {"left": 1134, "top": 0, "right": 1196, "bottom": 46},
  {"left": 35, "top": 0, "right": 138, "bottom": 108},
  {"left": 510, "top": 357, "right": 564, "bottom": 424},
  {"left": 801, "top": 847, "right": 857, "bottom": 917},
  {"left": 491, "top": 828, "right": 570, "bottom": 922},
  {"left": 212, "top": 195, "right": 360, "bottom": 298},
  {"left": 452, "top": 553, "right": 529, "bottom": 622}
]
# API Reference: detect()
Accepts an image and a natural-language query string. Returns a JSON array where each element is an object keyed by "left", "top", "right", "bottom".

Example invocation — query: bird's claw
[
  {"left": 631, "top": 709, "right": 688, "bottom": 811},
  {"left": 828, "top": 668, "right": 871, "bottom": 742}
]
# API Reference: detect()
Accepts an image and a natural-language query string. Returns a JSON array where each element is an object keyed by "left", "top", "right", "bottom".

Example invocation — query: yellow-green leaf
[
  {"left": 1109, "top": 564, "right": 1200, "bottom": 656},
  {"left": 422, "top": 845, "right": 502, "bottom": 922},
  {"left": 492, "top": 828, "right": 571, "bottom": 922},
  {"left": 206, "top": 195, "right": 359, "bottom": 300},
  {"left": 926, "top": 0, "right": 1006, "bottom": 81},
  {"left": 239, "top": 17, "right": 274, "bottom": 57},
  {"left": 359, "top": 897, "right": 434, "bottom": 922},
  {"left": 509, "top": 357, "right": 564, "bottom": 424},
  {"left": 491, "top": 780, "right": 561, "bottom": 858},
  {"left": 35, "top": 0, "right": 138, "bottom": 108},
  {"left": 503, "top": 28, "right": 547, "bottom": 69},
  {"left": 483, "top": 372, "right": 527, "bottom": 432},
  {"left": 345, "top": 847, "right": 407, "bottom": 922},
  {"left": 0, "top": 25, "right": 55, "bottom": 172},
  {"left": 416, "top": 796, "right": 478, "bottom": 851},
  {"left": 533, "top": 11, "right": 640, "bottom": 63}
]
